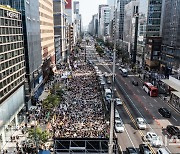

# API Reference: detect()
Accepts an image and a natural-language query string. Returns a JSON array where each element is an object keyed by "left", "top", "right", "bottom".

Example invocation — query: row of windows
[
  {"left": 40, "top": 21, "right": 53, "bottom": 26},
  {"left": 0, "top": 35, "right": 23, "bottom": 44},
  {"left": 0, "top": 48, "right": 24, "bottom": 61},
  {"left": 0, "top": 42, "right": 23, "bottom": 53},
  {"left": 0, "top": 63, "right": 24, "bottom": 80},
  {"left": 0, "top": 27, "right": 23, "bottom": 35},
  {"left": 0, "top": 9, "right": 21, "bottom": 20},
  {"left": 39, "top": 12, "right": 53, "bottom": 20},
  {"left": 39, "top": 3, "right": 53, "bottom": 14},
  {"left": 0, "top": 75, "right": 24, "bottom": 99},
  {"left": 40, "top": 29, "right": 53, "bottom": 33},
  {"left": 0, "top": 18, "right": 22, "bottom": 27},
  {"left": 41, "top": 36, "right": 54, "bottom": 42},
  {"left": 42, "top": 0, "right": 53, "bottom": 7},
  {"left": 0, "top": 55, "right": 24, "bottom": 71}
]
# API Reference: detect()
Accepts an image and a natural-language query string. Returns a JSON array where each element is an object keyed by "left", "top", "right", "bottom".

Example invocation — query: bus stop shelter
[{"left": 161, "top": 78, "right": 180, "bottom": 111}]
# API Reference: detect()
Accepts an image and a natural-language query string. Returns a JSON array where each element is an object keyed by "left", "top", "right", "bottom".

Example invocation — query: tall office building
[
  {"left": 39, "top": 0, "right": 55, "bottom": 82},
  {"left": 98, "top": 5, "right": 108, "bottom": 38},
  {"left": 123, "top": 0, "right": 139, "bottom": 56},
  {"left": 65, "top": 0, "right": 74, "bottom": 53},
  {"left": 123, "top": 0, "right": 139, "bottom": 43},
  {"left": 65, "top": 0, "right": 73, "bottom": 24},
  {"left": 116, "top": 0, "right": 131, "bottom": 40},
  {"left": 0, "top": 4, "right": 25, "bottom": 147},
  {"left": 107, "top": 0, "right": 115, "bottom": 40},
  {"left": 99, "top": 6, "right": 111, "bottom": 40},
  {"left": 0, "top": 0, "right": 43, "bottom": 107},
  {"left": 73, "top": 1, "right": 82, "bottom": 44},
  {"left": 53, "top": 0, "right": 68, "bottom": 63},
  {"left": 137, "top": 0, "right": 163, "bottom": 70},
  {"left": 161, "top": 0, "right": 180, "bottom": 74}
]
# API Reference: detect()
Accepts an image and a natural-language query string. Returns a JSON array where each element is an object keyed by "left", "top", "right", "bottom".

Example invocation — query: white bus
[{"left": 119, "top": 68, "right": 128, "bottom": 77}]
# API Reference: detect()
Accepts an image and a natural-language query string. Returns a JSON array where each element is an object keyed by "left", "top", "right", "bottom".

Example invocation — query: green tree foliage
[
  {"left": 104, "top": 40, "right": 114, "bottom": 50},
  {"left": 95, "top": 45, "right": 104, "bottom": 57},
  {"left": 42, "top": 94, "right": 60, "bottom": 111},
  {"left": 28, "top": 127, "right": 50, "bottom": 145}
]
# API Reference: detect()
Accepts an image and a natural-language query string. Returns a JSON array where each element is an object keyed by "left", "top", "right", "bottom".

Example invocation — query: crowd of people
[{"left": 51, "top": 59, "right": 109, "bottom": 138}]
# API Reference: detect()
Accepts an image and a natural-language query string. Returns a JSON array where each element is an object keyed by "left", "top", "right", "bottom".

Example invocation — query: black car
[
  {"left": 126, "top": 147, "right": 138, "bottom": 154},
  {"left": 166, "top": 125, "right": 180, "bottom": 139},
  {"left": 158, "top": 107, "right": 171, "bottom": 118},
  {"left": 132, "top": 80, "right": 138, "bottom": 86},
  {"left": 139, "top": 144, "right": 151, "bottom": 154}
]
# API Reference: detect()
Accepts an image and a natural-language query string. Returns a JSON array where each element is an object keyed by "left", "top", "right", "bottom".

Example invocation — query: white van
[{"left": 105, "top": 88, "right": 112, "bottom": 101}]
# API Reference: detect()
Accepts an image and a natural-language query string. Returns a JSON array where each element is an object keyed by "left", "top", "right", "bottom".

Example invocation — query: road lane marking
[
  {"left": 124, "top": 126, "right": 136, "bottom": 148},
  {"left": 137, "top": 90, "right": 140, "bottom": 93},
  {"left": 143, "top": 96, "right": 146, "bottom": 99},
  {"left": 150, "top": 103, "right": 153, "bottom": 107},
  {"left": 154, "top": 99, "right": 157, "bottom": 102},
  {"left": 172, "top": 116, "right": 178, "bottom": 121},
  {"left": 98, "top": 58, "right": 172, "bottom": 153}
]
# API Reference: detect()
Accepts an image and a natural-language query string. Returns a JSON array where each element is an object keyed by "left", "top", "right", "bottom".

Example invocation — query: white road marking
[
  {"left": 143, "top": 96, "right": 146, "bottom": 99},
  {"left": 102, "top": 64, "right": 172, "bottom": 151},
  {"left": 137, "top": 90, "right": 140, "bottom": 93},
  {"left": 172, "top": 116, "right": 178, "bottom": 121},
  {"left": 150, "top": 103, "right": 153, "bottom": 107},
  {"left": 154, "top": 99, "right": 157, "bottom": 102},
  {"left": 103, "top": 65, "right": 173, "bottom": 153},
  {"left": 124, "top": 126, "right": 136, "bottom": 148}
]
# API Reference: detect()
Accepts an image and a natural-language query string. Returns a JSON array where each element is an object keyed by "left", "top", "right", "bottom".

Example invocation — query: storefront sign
[{"left": 7, "top": 11, "right": 19, "bottom": 19}]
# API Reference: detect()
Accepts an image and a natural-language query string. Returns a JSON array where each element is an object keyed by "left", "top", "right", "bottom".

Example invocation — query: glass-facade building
[
  {"left": 0, "top": 0, "right": 43, "bottom": 107},
  {"left": 0, "top": 4, "right": 25, "bottom": 147},
  {"left": 116, "top": 0, "right": 131, "bottom": 40},
  {"left": 161, "top": 0, "right": 180, "bottom": 73},
  {"left": 137, "top": 0, "right": 163, "bottom": 70}
]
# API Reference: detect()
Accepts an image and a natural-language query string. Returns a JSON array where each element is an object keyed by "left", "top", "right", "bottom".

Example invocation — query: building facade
[
  {"left": 53, "top": 0, "right": 68, "bottom": 63},
  {"left": 54, "top": 35, "right": 61, "bottom": 67},
  {"left": 161, "top": 0, "right": 180, "bottom": 74},
  {"left": 0, "top": 0, "right": 43, "bottom": 108},
  {"left": 100, "top": 6, "right": 111, "bottom": 40},
  {"left": 0, "top": 5, "right": 25, "bottom": 147},
  {"left": 116, "top": 0, "right": 131, "bottom": 40},
  {"left": 137, "top": 0, "right": 163, "bottom": 70},
  {"left": 123, "top": 0, "right": 139, "bottom": 57},
  {"left": 39, "top": 0, "right": 55, "bottom": 82},
  {"left": 98, "top": 5, "right": 108, "bottom": 38},
  {"left": 73, "top": 1, "right": 82, "bottom": 44}
]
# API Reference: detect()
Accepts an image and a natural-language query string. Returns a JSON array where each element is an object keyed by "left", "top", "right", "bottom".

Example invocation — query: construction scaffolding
[{"left": 54, "top": 138, "right": 120, "bottom": 154}]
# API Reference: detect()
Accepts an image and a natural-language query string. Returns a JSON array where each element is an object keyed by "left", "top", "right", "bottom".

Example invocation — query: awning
[
  {"left": 171, "top": 91, "right": 180, "bottom": 98},
  {"left": 161, "top": 79, "right": 180, "bottom": 92}
]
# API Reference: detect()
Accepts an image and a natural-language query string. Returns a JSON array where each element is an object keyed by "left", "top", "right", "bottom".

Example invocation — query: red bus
[{"left": 143, "top": 82, "right": 158, "bottom": 97}]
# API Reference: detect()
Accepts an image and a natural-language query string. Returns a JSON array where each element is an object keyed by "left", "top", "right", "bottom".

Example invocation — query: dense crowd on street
[{"left": 50, "top": 58, "right": 109, "bottom": 138}]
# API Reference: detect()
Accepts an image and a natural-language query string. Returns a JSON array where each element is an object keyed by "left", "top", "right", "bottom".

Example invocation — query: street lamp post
[{"left": 109, "top": 1, "right": 117, "bottom": 153}]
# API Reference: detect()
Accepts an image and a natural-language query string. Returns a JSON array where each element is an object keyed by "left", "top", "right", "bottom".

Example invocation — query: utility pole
[{"left": 109, "top": 0, "right": 117, "bottom": 153}]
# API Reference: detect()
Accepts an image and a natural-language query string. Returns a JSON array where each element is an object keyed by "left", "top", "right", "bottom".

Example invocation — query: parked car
[
  {"left": 157, "top": 148, "right": 170, "bottom": 154},
  {"left": 132, "top": 80, "right": 138, "bottom": 86},
  {"left": 166, "top": 125, "right": 180, "bottom": 139},
  {"left": 139, "top": 144, "right": 151, "bottom": 154},
  {"left": 136, "top": 117, "right": 146, "bottom": 130},
  {"left": 158, "top": 107, "right": 171, "bottom": 118},
  {"left": 115, "top": 98, "right": 123, "bottom": 106},
  {"left": 143, "top": 132, "right": 163, "bottom": 148},
  {"left": 115, "top": 109, "right": 120, "bottom": 119},
  {"left": 115, "top": 119, "right": 124, "bottom": 133},
  {"left": 126, "top": 147, "right": 138, "bottom": 154}
]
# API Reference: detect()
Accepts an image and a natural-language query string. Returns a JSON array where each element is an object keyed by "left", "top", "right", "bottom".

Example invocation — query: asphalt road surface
[{"left": 84, "top": 39, "right": 180, "bottom": 154}]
